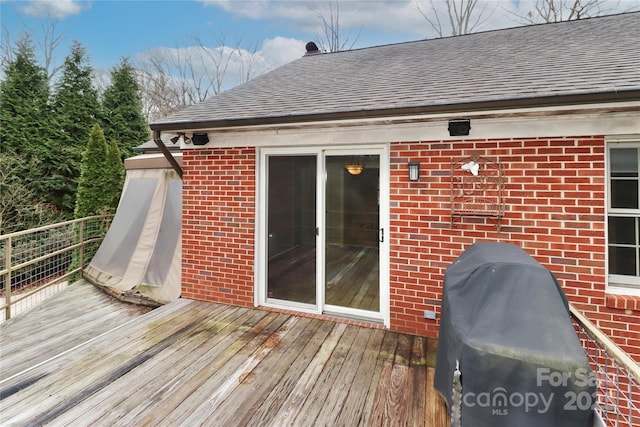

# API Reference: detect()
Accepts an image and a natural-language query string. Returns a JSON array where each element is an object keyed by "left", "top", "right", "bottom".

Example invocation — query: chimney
[{"left": 304, "top": 41, "right": 321, "bottom": 56}]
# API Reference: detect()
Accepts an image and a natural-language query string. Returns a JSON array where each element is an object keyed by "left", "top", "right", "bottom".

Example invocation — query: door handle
[{"left": 379, "top": 228, "right": 384, "bottom": 243}]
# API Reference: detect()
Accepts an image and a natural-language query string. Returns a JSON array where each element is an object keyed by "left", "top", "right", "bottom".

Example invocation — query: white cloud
[
  {"left": 202, "top": 0, "right": 425, "bottom": 35},
  {"left": 203, "top": 0, "right": 323, "bottom": 24},
  {"left": 258, "top": 36, "right": 306, "bottom": 69},
  {"left": 135, "top": 36, "right": 305, "bottom": 98},
  {"left": 18, "top": 0, "right": 89, "bottom": 19},
  {"left": 201, "top": 1, "right": 517, "bottom": 36},
  {"left": 201, "top": 0, "right": 640, "bottom": 40}
]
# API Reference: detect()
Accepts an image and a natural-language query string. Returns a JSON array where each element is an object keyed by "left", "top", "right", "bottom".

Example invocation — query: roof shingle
[{"left": 151, "top": 12, "right": 640, "bottom": 130}]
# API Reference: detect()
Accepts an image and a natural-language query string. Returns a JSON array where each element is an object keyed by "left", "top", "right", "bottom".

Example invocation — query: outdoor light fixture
[
  {"left": 408, "top": 161, "right": 420, "bottom": 181},
  {"left": 448, "top": 119, "right": 471, "bottom": 136},
  {"left": 191, "top": 133, "right": 209, "bottom": 146},
  {"left": 170, "top": 133, "right": 192, "bottom": 144}
]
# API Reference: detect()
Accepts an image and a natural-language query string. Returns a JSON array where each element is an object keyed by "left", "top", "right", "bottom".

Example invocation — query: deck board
[
  {"left": 0, "top": 281, "right": 151, "bottom": 379},
  {"left": 241, "top": 319, "right": 336, "bottom": 426},
  {"left": 51, "top": 305, "right": 252, "bottom": 426},
  {"left": 203, "top": 317, "right": 321, "bottom": 426},
  {"left": 411, "top": 337, "right": 428, "bottom": 427},
  {"left": 326, "top": 327, "right": 385, "bottom": 426},
  {"left": 290, "top": 324, "right": 361, "bottom": 425},
  {"left": 0, "top": 281, "right": 449, "bottom": 426}
]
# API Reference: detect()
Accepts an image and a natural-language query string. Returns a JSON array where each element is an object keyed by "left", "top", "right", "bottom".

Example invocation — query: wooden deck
[{"left": 0, "top": 281, "right": 449, "bottom": 426}]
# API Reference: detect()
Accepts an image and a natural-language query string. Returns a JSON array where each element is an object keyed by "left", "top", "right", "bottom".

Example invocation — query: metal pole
[
  {"left": 79, "top": 219, "right": 85, "bottom": 279},
  {"left": 4, "top": 236, "right": 12, "bottom": 320}
]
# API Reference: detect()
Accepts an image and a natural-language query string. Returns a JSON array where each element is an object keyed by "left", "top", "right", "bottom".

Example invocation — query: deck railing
[
  {"left": 570, "top": 304, "right": 640, "bottom": 427},
  {"left": 1, "top": 219, "right": 638, "bottom": 427},
  {"left": 0, "top": 215, "right": 112, "bottom": 321}
]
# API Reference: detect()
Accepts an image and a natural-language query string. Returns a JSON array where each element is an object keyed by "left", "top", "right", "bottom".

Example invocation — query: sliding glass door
[
  {"left": 266, "top": 155, "right": 317, "bottom": 305},
  {"left": 324, "top": 154, "right": 380, "bottom": 313},
  {"left": 262, "top": 148, "right": 385, "bottom": 321}
]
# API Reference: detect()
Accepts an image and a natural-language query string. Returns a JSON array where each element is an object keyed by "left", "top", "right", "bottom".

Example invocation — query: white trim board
[{"left": 170, "top": 103, "right": 640, "bottom": 149}]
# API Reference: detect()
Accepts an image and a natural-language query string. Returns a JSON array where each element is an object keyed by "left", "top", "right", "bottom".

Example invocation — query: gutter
[
  {"left": 153, "top": 130, "right": 183, "bottom": 179},
  {"left": 148, "top": 90, "right": 640, "bottom": 133}
]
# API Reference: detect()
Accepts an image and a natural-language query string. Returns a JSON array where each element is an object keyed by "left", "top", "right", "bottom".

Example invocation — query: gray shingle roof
[
  {"left": 151, "top": 12, "right": 640, "bottom": 131},
  {"left": 135, "top": 135, "right": 180, "bottom": 153}
]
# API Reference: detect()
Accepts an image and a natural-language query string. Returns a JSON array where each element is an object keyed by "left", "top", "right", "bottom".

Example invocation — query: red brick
[{"left": 181, "top": 137, "right": 638, "bottom": 360}]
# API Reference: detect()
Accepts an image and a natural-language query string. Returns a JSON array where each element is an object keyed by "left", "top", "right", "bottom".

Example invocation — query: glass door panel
[
  {"left": 267, "top": 155, "right": 317, "bottom": 304},
  {"left": 325, "top": 154, "right": 380, "bottom": 312}
]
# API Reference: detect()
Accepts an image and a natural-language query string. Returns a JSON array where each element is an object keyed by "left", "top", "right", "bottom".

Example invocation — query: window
[{"left": 608, "top": 141, "right": 640, "bottom": 294}]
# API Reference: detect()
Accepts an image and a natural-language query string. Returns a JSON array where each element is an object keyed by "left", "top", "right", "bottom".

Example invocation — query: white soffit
[{"left": 167, "top": 101, "right": 640, "bottom": 149}]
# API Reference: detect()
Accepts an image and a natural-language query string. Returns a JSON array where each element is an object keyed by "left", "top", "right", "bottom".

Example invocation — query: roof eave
[{"left": 149, "top": 89, "right": 640, "bottom": 133}]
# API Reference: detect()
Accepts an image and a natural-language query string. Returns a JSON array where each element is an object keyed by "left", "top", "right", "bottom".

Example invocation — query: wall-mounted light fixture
[
  {"left": 192, "top": 133, "right": 209, "bottom": 146},
  {"left": 170, "top": 133, "right": 192, "bottom": 144},
  {"left": 448, "top": 119, "right": 471, "bottom": 136},
  {"left": 408, "top": 161, "right": 420, "bottom": 181}
]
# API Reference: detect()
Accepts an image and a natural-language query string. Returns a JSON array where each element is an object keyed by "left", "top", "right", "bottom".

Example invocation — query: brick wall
[
  {"left": 390, "top": 136, "right": 640, "bottom": 361},
  {"left": 182, "top": 147, "right": 256, "bottom": 307},
  {"left": 180, "top": 137, "right": 640, "bottom": 361}
]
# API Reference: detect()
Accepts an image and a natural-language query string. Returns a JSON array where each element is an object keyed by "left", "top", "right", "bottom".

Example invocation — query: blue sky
[{"left": 2, "top": 0, "right": 639, "bottom": 86}]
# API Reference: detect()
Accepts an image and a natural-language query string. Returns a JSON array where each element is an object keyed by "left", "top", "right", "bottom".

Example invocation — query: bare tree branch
[
  {"left": 36, "top": 18, "right": 64, "bottom": 83},
  {"left": 237, "top": 41, "right": 260, "bottom": 85},
  {"left": 414, "top": 0, "right": 496, "bottom": 37},
  {"left": 509, "top": 0, "right": 634, "bottom": 25},
  {"left": 314, "top": 0, "right": 361, "bottom": 52},
  {"left": 135, "top": 33, "right": 261, "bottom": 122},
  {"left": 0, "top": 24, "right": 13, "bottom": 70},
  {"left": 1, "top": 17, "right": 64, "bottom": 84},
  {"left": 415, "top": 0, "right": 445, "bottom": 36}
]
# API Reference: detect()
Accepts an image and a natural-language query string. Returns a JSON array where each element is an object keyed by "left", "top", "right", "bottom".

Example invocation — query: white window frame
[{"left": 606, "top": 137, "right": 640, "bottom": 296}]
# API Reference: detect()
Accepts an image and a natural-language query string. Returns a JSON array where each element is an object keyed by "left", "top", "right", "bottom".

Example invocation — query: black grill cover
[{"left": 434, "top": 242, "right": 595, "bottom": 427}]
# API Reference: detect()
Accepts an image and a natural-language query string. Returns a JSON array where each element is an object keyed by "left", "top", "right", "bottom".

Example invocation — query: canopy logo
[
  {"left": 462, "top": 387, "right": 554, "bottom": 415},
  {"left": 462, "top": 367, "right": 598, "bottom": 416}
]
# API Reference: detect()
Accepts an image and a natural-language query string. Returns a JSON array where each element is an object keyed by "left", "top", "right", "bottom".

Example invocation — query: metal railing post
[
  {"left": 3, "top": 235, "right": 11, "bottom": 320},
  {"left": 78, "top": 218, "right": 85, "bottom": 279},
  {"left": 0, "top": 215, "right": 112, "bottom": 323},
  {"left": 570, "top": 304, "right": 640, "bottom": 426}
]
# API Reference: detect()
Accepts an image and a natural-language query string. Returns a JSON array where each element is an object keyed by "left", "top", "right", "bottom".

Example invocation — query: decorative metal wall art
[{"left": 450, "top": 153, "right": 505, "bottom": 231}]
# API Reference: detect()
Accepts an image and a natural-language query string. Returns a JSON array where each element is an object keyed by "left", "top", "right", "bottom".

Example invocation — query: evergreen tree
[
  {"left": 101, "top": 58, "right": 149, "bottom": 159},
  {"left": 0, "top": 152, "right": 62, "bottom": 234},
  {"left": 0, "top": 36, "right": 53, "bottom": 156},
  {"left": 74, "top": 124, "right": 115, "bottom": 218},
  {"left": 51, "top": 41, "right": 102, "bottom": 213},
  {"left": 68, "top": 131, "right": 125, "bottom": 277},
  {"left": 0, "top": 35, "right": 64, "bottom": 224},
  {"left": 105, "top": 138, "right": 125, "bottom": 210}
]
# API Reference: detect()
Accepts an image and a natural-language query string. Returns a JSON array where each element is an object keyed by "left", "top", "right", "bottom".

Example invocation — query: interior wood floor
[
  {"left": 0, "top": 282, "right": 449, "bottom": 426},
  {"left": 268, "top": 244, "right": 380, "bottom": 312}
]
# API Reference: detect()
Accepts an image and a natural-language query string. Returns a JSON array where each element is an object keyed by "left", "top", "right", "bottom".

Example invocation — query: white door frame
[{"left": 255, "top": 145, "right": 390, "bottom": 327}]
